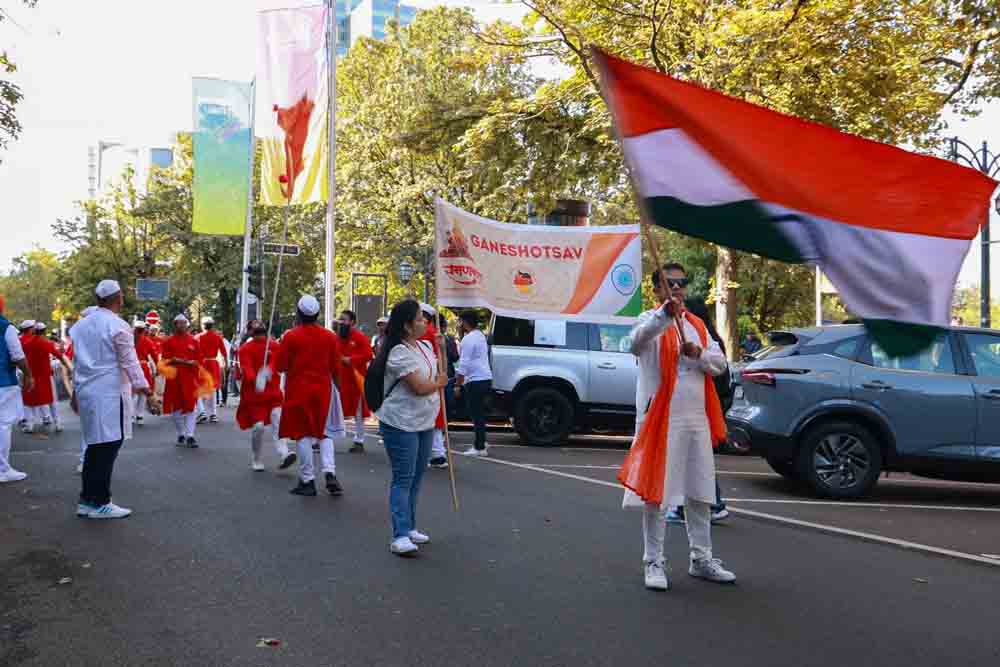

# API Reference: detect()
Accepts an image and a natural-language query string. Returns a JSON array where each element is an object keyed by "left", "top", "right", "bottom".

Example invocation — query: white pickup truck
[{"left": 484, "top": 315, "right": 639, "bottom": 445}]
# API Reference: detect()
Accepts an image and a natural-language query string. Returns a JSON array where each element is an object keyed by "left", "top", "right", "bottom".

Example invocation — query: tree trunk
[{"left": 714, "top": 247, "right": 739, "bottom": 361}]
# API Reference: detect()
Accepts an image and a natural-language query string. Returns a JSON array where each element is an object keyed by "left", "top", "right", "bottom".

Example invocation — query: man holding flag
[
  {"left": 237, "top": 319, "right": 296, "bottom": 472},
  {"left": 619, "top": 263, "right": 736, "bottom": 591},
  {"left": 196, "top": 317, "right": 227, "bottom": 425}
]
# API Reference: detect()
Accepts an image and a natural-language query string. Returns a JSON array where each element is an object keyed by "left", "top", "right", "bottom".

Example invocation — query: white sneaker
[
  {"left": 0, "top": 469, "right": 28, "bottom": 483},
  {"left": 251, "top": 458, "right": 265, "bottom": 472},
  {"left": 87, "top": 502, "right": 132, "bottom": 520},
  {"left": 644, "top": 560, "right": 669, "bottom": 591},
  {"left": 76, "top": 502, "right": 98, "bottom": 517},
  {"left": 460, "top": 447, "right": 487, "bottom": 457},
  {"left": 390, "top": 536, "right": 419, "bottom": 556},
  {"left": 689, "top": 557, "right": 736, "bottom": 583},
  {"left": 408, "top": 530, "right": 430, "bottom": 545},
  {"left": 711, "top": 508, "right": 730, "bottom": 523},
  {"left": 54, "top": 423, "right": 64, "bottom": 433}
]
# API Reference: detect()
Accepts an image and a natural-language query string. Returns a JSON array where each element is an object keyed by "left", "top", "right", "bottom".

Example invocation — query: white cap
[
  {"left": 95, "top": 279, "right": 121, "bottom": 299},
  {"left": 133, "top": 320, "right": 147, "bottom": 329},
  {"left": 297, "top": 295, "right": 320, "bottom": 316},
  {"left": 201, "top": 316, "right": 214, "bottom": 325},
  {"left": 376, "top": 316, "right": 388, "bottom": 324},
  {"left": 81, "top": 307, "right": 97, "bottom": 318},
  {"left": 418, "top": 302, "right": 437, "bottom": 317},
  {"left": 34, "top": 321, "right": 46, "bottom": 330},
  {"left": 173, "top": 314, "right": 190, "bottom": 324},
  {"left": 20, "top": 319, "right": 35, "bottom": 329}
]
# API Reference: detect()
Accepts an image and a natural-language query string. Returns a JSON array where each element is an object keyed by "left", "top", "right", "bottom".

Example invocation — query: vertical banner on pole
[
  {"left": 256, "top": 5, "right": 330, "bottom": 206},
  {"left": 192, "top": 78, "right": 253, "bottom": 236}
]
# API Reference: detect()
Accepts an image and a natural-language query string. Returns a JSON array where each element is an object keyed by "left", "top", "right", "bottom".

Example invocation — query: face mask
[{"left": 337, "top": 322, "right": 351, "bottom": 338}]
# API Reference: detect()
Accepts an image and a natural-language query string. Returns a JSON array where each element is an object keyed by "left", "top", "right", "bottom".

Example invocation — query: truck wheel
[
  {"left": 796, "top": 421, "right": 881, "bottom": 499},
  {"left": 513, "top": 387, "right": 574, "bottom": 446}
]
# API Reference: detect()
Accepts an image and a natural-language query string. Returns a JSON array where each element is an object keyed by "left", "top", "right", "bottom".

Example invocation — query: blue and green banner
[{"left": 192, "top": 78, "right": 253, "bottom": 236}]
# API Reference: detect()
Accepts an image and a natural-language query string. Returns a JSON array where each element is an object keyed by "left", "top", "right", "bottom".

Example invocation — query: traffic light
[{"left": 246, "top": 264, "right": 263, "bottom": 299}]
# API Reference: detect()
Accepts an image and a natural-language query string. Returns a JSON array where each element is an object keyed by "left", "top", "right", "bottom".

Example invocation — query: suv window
[
  {"left": 491, "top": 316, "right": 589, "bottom": 350},
  {"left": 962, "top": 333, "right": 1000, "bottom": 376},
  {"left": 864, "top": 336, "right": 955, "bottom": 374},
  {"left": 593, "top": 324, "right": 633, "bottom": 353}
]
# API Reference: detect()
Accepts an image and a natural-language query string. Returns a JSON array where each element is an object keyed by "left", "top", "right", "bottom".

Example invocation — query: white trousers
[
  {"left": 172, "top": 411, "right": 196, "bottom": 438},
  {"left": 643, "top": 499, "right": 712, "bottom": 564},
  {"left": 296, "top": 437, "right": 335, "bottom": 483},
  {"left": 430, "top": 429, "right": 446, "bottom": 459},
  {"left": 350, "top": 399, "right": 365, "bottom": 443},
  {"left": 0, "top": 423, "right": 12, "bottom": 473},
  {"left": 198, "top": 398, "right": 217, "bottom": 418},
  {"left": 251, "top": 408, "right": 289, "bottom": 462}
]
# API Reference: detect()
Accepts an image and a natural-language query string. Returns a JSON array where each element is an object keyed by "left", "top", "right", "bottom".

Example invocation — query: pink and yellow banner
[
  {"left": 256, "top": 5, "right": 329, "bottom": 205},
  {"left": 435, "top": 199, "right": 642, "bottom": 324}
]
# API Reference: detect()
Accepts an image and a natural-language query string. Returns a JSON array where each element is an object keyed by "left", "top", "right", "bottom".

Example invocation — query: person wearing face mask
[
  {"left": 372, "top": 299, "right": 448, "bottom": 556},
  {"left": 619, "top": 262, "right": 736, "bottom": 592},
  {"left": 336, "top": 310, "right": 373, "bottom": 453}
]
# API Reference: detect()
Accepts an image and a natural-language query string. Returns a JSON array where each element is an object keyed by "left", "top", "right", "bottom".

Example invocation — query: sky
[{"left": 1, "top": 0, "right": 998, "bottom": 291}]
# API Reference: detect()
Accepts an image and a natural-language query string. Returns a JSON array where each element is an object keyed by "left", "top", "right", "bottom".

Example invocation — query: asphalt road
[{"left": 2, "top": 405, "right": 999, "bottom": 666}]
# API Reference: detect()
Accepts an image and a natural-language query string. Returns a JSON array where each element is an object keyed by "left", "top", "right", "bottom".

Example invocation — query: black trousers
[
  {"left": 463, "top": 380, "right": 491, "bottom": 450},
  {"left": 81, "top": 441, "right": 123, "bottom": 506}
]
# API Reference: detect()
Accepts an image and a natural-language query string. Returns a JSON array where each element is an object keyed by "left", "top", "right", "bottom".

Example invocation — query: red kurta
[
  {"left": 22, "top": 335, "right": 63, "bottom": 407},
  {"left": 419, "top": 323, "right": 445, "bottom": 429},
  {"left": 339, "top": 328, "right": 373, "bottom": 418},
  {"left": 276, "top": 324, "right": 340, "bottom": 440},
  {"left": 134, "top": 334, "right": 159, "bottom": 388},
  {"left": 196, "top": 329, "right": 227, "bottom": 389},
  {"left": 236, "top": 337, "right": 283, "bottom": 430},
  {"left": 161, "top": 333, "right": 201, "bottom": 414}
]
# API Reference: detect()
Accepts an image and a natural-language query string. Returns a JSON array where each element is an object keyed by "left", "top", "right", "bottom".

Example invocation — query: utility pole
[
  {"left": 323, "top": 0, "right": 337, "bottom": 328},
  {"left": 949, "top": 138, "right": 1000, "bottom": 328}
]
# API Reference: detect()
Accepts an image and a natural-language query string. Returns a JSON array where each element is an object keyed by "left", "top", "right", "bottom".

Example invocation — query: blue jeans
[{"left": 380, "top": 423, "right": 434, "bottom": 539}]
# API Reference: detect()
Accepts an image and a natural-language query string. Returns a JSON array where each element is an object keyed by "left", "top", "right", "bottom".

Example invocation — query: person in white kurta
[
  {"left": 0, "top": 296, "right": 33, "bottom": 483},
  {"left": 624, "top": 264, "right": 736, "bottom": 590},
  {"left": 70, "top": 281, "right": 151, "bottom": 519}
]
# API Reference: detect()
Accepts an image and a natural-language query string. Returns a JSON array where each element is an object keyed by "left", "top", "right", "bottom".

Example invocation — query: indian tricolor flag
[{"left": 596, "top": 51, "right": 1000, "bottom": 355}]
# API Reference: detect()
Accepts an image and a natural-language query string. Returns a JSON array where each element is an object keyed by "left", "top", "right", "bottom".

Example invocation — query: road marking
[
  {"left": 722, "top": 498, "right": 1000, "bottom": 513},
  {"left": 473, "top": 455, "right": 1000, "bottom": 568}
]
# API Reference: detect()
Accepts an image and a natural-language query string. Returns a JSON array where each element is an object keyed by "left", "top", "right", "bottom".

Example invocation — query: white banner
[{"left": 435, "top": 199, "right": 642, "bottom": 324}]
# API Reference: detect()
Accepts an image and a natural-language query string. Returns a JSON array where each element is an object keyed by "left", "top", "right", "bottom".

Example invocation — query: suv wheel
[
  {"left": 513, "top": 387, "right": 574, "bottom": 446},
  {"left": 797, "top": 421, "right": 882, "bottom": 499}
]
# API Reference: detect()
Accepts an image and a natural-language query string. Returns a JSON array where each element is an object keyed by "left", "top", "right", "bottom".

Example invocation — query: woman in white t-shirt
[{"left": 374, "top": 299, "right": 448, "bottom": 556}]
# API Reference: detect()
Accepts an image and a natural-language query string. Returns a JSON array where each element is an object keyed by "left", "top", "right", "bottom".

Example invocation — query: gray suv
[
  {"left": 488, "top": 315, "right": 638, "bottom": 445},
  {"left": 727, "top": 324, "right": 1000, "bottom": 498}
]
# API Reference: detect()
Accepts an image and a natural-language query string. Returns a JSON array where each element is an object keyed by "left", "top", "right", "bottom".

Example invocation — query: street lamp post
[{"left": 949, "top": 138, "right": 1000, "bottom": 328}]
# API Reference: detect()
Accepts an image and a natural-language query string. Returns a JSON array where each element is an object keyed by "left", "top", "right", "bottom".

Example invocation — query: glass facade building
[{"left": 335, "top": 0, "right": 417, "bottom": 56}]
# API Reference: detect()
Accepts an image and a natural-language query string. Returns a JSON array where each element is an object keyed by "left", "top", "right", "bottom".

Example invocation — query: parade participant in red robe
[
  {"left": 237, "top": 320, "right": 296, "bottom": 472},
  {"left": 337, "top": 309, "right": 373, "bottom": 453},
  {"left": 161, "top": 314, "right": 203, "bottom": 448},
  {"left": 418, "top": 304, "right": 448, "bottom": 467},
  {"left": 195, "top": 317, "right": 227, "bottom": 424},
  {"left": 22, "top": 322, "right": 70, "bottom": 434},
  {"left": 276, "top": 295, "right": 345, "bottom": 497},
  {"left": 132, "top": 321, "right": 159, "bottom": 426}
]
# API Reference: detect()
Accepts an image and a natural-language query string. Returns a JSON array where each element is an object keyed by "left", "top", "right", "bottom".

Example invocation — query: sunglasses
[{"left": 665, "top": 277, "right": 689, "bottom": 288}]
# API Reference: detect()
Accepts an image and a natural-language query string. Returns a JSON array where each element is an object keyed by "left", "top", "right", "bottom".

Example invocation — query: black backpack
[{"left": 364, "top": 345, "right": 400, "bottom": 412}]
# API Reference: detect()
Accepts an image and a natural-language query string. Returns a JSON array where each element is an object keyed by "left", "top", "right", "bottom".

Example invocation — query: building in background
[
  {"left": 88, "top": 142, "right": 174, "bottom": 199},
  {"left": 336, "top": 0, "right": 417, "bottom": 56}
]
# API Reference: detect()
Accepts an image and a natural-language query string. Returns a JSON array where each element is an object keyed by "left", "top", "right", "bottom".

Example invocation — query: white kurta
[
  {"left": 0, "top": 325, "right": 25, "bottom": 427},
  {"left": 623, "top": 308, "right": 727, "bottom": 510},
  {"left": 70, "top": 308, "right": 149, "bottom": 446}
]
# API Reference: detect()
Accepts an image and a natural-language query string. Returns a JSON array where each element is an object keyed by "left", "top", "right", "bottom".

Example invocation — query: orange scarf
[{"left": 617, "top": 310, "right": 727, "bottom": 506}]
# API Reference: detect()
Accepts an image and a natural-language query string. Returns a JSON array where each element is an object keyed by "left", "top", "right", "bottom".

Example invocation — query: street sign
[
  {"left": 145, "top": 310, "right": 161, "bottom": 327},
  {"left": 263, "top": 243, "right": 300, "bottom": 256},
  {"left": 136, "top": 278, "right": 170, "bottom": 301}
]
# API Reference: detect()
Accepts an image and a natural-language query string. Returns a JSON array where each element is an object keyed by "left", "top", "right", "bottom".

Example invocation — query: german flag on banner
[{"left": 595, "top": 50, "right": 999, "bottom": 356}]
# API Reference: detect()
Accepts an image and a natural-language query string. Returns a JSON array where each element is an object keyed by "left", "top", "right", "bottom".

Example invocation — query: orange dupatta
[{"left": 617, "top": 310, "right": 728, "bottom": 506}]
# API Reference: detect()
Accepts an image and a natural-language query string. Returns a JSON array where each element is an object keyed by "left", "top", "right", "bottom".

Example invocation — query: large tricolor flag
[{"left": 595, "top": 51, "right": 999, "bottom": 354}]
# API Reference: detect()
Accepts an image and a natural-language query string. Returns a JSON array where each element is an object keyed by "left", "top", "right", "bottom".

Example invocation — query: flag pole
[
  {"left": 433, "top": 200, "right": 459, "bottom": 511},
  {"left": 640, "top": 219, "right": 686, "bottom": 343},
  {"left": 239, "top": 78, "right": 257, "bottom": 338},
  {"left": 323, "top": 0, "right": 337, "bottom": 328}
]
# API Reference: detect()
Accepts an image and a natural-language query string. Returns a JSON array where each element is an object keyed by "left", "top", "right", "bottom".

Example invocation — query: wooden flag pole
[
  {"left": 434, "top": 333, "right": 460, "bottom": 511},
  {"left": 640, "top": 219, "right": 686, "bottom": 343}
]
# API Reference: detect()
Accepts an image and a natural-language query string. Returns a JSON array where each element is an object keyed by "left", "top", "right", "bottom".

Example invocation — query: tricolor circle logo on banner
[{"left": 145, "top": 310, "right": 160, "bottom": 327}]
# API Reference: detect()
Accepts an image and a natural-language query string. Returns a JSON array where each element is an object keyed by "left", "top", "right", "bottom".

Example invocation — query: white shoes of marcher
[
  {"left": 390, "top": 536, "right": 419, "bottom": 556},
  {"left": 251, "top": 459, "right": 265, "bottom": 472},
  {"left": 86, "top": 502, "right": 132, "bottom": 520},
  {"left": 0, "top": 469, "right": 28, "bottom": 483},
  {"left": 460, "top": 447, "right": 487, "bottom": 457},
  {"left": 408, "top": 530, "right": 430, "bottom": 545},
  {"left": 689, "top": 557, "right": 736, "bottom": 583},
  {"left": 644, "top": 560, "right": 669, "bottom": 591}
]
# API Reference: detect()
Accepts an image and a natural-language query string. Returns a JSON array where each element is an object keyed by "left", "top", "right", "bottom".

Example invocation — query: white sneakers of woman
[
  {"left": 390, "top": 536, "right": 419, "bottom": 556},
  {"left": 86, "top": 503, "right": 132, "bottom": 519},
  {"left": 644, "top": 560, "right": 669, "bottom": 591},
  {"left": 0, "top": 469, "right": 27, "bottom": 483}
]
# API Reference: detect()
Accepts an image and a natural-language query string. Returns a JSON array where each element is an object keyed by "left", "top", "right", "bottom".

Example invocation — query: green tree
[
  {"left": 479, "top": 0, "right": 1000, "bottom": 355},
  {"left": 0, "top": 246, "right": 62, "bottom": 324}
]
